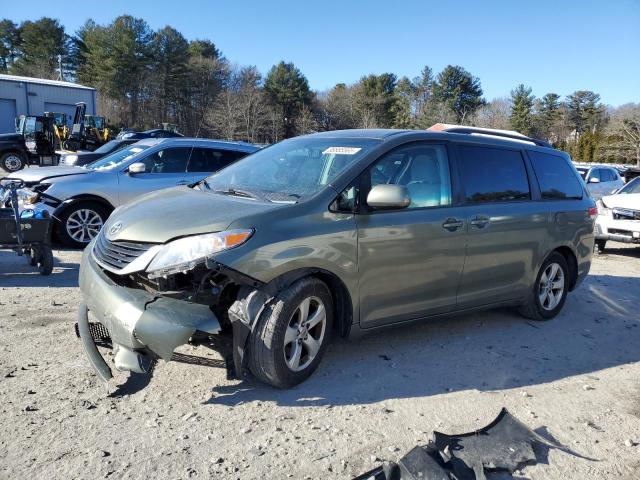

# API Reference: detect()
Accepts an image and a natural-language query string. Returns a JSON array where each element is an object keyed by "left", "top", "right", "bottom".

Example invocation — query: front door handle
[
  {"left": 442, "top": 218, "right": 464, "bottom": 231},
  {"left": 469, "top": 215, "right": 490, "bottom": 229}
]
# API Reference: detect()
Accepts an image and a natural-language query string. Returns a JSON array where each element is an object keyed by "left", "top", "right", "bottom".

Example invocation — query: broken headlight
[{"left": 145, "top": 229, "right": 253, "bottom": 279}]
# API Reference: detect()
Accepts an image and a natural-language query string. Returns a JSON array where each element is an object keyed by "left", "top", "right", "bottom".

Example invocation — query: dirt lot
[{"left": 1, "top": 243, "right": 639, "bottom": 480}]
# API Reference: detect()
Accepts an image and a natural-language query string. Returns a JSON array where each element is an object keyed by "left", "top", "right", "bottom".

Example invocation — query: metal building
[{"left": 0, "top": 74, "right": 96, "bottom": 134}]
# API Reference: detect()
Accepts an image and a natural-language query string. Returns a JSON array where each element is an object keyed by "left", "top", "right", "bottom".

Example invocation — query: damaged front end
[{"left": 76, "top": 229, "right": 263, "bottom": 383}]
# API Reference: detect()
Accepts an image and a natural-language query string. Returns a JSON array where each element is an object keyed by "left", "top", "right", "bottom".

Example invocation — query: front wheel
[
  {"left": 249, "top": 277, "right": 333, "bottom": 388},
  {"left": 595, "top": 240, "right": 607, "bottom": 253},
  {"left": 0, "top": 152, "right": 25, "bottom": 172},
  {"left": 518, "top": 252, "right": 569, "bottom": 321},
  {"left": 56, "top": 202, "right": 109, "bottom": 248}
]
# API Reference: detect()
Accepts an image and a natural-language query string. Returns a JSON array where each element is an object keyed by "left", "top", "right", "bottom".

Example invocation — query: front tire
[
  {"left": 0, "top": 152, "right": 25, "bottom": 172},
  {"left": 595, "top": 240, "right": 607, "bottom": 253},
  {"left": 56, "top": 202, "right": 109, "bottom": 248},
  {"left": 249, "top": 277, "right": 333, "bottom": 388},
  {"left": 518, "top": 252, "right": 569, "bottom": 321}
]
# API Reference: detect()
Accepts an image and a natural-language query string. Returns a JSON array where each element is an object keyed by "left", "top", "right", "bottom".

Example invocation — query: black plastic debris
[{"left": 353, "top": 408, "right": 567, "bottom": 480}]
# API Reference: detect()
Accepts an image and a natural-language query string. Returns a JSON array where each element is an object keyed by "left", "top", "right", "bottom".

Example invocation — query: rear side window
[
  {"left": 529, "top": 151, "right": 583, "bottom": 200},
  {"left": 139, "top": 147, "right": 191, "bottom": 173},
  {"left": 600, "top": 168, "right": 617, "bottom": 182},
  {"left": 187, "top": 148, "right": 247, "bottom": 173},
  {"left": 457, "top": 146, "right": 530, "bottom": 203}
]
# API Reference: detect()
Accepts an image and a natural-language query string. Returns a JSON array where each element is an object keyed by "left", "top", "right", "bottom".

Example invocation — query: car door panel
[
  {"left": 356, "top": 142, "right": 466, "bottom": 328},
  {"left": 454, "top": 144, "right": 545, "bottom": 308},
  {"left": 357, "top": 207, "right": 467, "bottom": 327}
]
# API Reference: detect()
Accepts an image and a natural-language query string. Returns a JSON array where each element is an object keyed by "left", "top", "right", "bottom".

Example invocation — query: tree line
[{"left": 1, "top": 16, "right": 638, "bottom": 166}]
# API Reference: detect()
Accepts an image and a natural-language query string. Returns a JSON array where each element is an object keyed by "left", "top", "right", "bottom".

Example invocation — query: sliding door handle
[
  {"left": 469, "top": 215, "right": 490, "bottom": 229},
  {"left": 442, "top": 218, "right": 464, "bottom": 231}
]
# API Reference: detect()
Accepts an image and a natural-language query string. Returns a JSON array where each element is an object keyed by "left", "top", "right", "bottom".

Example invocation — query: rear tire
[
  {"left": 0, "top": 152, "right": 25, "bottom": 172},
  {"left": 56, "top": 201, "right": 109, "bottom": 248},
  {"left": 37, "top": 246, "right": 54, "bottom": 275},
  {"left": 518, "top": 252, "right": 569, "bottom": 321},
  {"left": 249, "top": 277, "right": 333, "bottom": 388}
]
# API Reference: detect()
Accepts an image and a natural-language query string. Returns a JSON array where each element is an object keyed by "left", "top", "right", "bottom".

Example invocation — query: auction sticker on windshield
[{"left": 322, "top": 147, "right": 362, "bottom": 155}]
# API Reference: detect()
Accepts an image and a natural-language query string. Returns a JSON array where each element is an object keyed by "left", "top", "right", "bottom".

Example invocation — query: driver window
[
  {"left": 139, "top": 147, "right": 191, "bottom": 174},
  {"left": 368, "top": 144, "right": 452, "bottom": 208}
]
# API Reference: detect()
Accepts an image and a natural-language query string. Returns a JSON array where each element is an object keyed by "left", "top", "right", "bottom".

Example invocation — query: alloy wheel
[
  {"left": 538, "top": 262, "right": 565, "bottom": 311},
  {"left": 283, "top": 296, "right": 327, "bottom": 372},
  {"left": 66, "top": 209, "right": 103, "bottom": 244}
]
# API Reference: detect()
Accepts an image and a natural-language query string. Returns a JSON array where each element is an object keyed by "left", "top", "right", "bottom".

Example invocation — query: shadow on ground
[
  {"left": 0, "top": 249, "right": 79, "bottom": 287},
  {"left": 206, "top": 273, "right": 640, "bottom": 407}
]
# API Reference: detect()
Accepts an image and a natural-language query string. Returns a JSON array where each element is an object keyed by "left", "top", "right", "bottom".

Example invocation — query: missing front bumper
[{"left": 78, "top": 246, "right": 222, "bottom": 379}]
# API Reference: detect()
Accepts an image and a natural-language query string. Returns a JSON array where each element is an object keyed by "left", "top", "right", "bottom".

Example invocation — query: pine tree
[
  {"left": 509, "top": 84, "right": 535, "bottom": 136},
  {"left": 264, "top": 61, "right": 312, "bottom": 138},
  {"left": 433, "top": 65, "right": 484, "bottom": 123}
]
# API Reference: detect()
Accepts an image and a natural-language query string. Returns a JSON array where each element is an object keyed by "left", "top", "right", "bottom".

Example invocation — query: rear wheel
[
  {"left": 249, "top": 277, "right": 333, "bottom": 388},
  {"left": 518, "top": 252, "right": 569, "bottom": 321},
  {"left": 0, "top": 152, "right": 25, "bottom": 172},
  {"left": 56, "top": 202, "right": 109, "bottom": 248},
  {"left": 36, "top": 246, "right": 53, "bottom": 275}
]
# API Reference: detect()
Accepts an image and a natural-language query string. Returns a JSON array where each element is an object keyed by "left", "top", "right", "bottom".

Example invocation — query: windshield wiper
[
  {"left": 200, "top": 178, "right": 211, "bottom": 190},
  {"left": 214, "top": 188, "right": 261, "bottom": 200}
]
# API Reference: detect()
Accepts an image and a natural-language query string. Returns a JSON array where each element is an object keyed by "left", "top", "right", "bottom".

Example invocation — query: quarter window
[
  {"left": 458, "top": 146, "right": 530, "bottom": 203},
  {"left": 139, "top": 147, "right": 191, "bottom": 173},
  {"left": 529, "top": 151, "right": 583, "bottom": 199},
  {"left": 367, "top": 143, "right": 452, "bottom": 208}
]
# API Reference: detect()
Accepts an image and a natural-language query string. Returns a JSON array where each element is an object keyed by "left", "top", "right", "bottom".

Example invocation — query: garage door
[
  {"left": 0, "top": 98, "right": 17, "bottom": 134},
  {"left": 44, "top": 102, "right": 76, "bottom": 127}
]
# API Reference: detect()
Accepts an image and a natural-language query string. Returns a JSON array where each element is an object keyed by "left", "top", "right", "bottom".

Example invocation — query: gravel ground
[{"left": 0, "top": 243, "right": 639, "bottom": 480}]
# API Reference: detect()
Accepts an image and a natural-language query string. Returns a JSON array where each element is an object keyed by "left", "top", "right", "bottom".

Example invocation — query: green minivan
[{"left": 77, "top": 127, "right": 596, "bottom": 388}]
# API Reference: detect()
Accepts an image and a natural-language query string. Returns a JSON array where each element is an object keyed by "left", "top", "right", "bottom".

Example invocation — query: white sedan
[{"left": 595, "top": 176, "right": 640, "bottom": 252}]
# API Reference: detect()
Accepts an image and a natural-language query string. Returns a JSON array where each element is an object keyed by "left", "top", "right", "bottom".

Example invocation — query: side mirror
[
  {"left": 128, "top": 162, "right": 146, "bottom": 174},
  {"left": 367, "top": 184, "right": 411, "bottom": 209},
  {"left": 588, "top": 177, "right": 600, "bottom": 184}
]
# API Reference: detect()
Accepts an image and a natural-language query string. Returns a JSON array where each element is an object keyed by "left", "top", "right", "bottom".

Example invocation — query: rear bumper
[
  {"left": 78, "top": 243, "right": 220, "bottom": 377},
  {"left": 595, "top": 216, "right": 640, "bottom": 244}
]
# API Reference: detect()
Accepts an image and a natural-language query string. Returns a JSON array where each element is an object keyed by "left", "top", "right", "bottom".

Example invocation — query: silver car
[
  {"left": 5, "top": 138, "right": 258, "bottom": 247},
  {"left": 575, "top": 164, "right": 624, "bottom": 200}
]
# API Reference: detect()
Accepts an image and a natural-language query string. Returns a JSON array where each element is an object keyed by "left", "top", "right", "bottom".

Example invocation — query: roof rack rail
[{"left": 443, "top": 127, "right": 553, "bottom": 149}]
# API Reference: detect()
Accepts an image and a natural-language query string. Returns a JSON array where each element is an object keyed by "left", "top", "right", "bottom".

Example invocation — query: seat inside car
[{"left": 401, "top": 153, "right": 442, "bottom": 207}]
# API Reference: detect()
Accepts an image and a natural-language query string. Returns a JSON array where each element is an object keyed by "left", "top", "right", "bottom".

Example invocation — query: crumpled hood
[
  {"left": 601, "top": 193, "right": 640, "bottom": 210},
  {"left": 105, "top": 186, "right": 282, "bottom": 243},
  {"left": 7, "top": 166, "right": 89, "bottom": 183}
]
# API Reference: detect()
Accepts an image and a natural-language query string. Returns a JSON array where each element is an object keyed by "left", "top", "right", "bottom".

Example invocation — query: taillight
[{"left": 588, "top": 207, "right": 598, "bottom": 219}]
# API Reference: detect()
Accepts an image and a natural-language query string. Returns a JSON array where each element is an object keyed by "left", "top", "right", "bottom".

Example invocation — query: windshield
[
  {"left": 618, "top": 176, "right": 640, "bottom": 195},
  {"left": 86, "top": 145, "right": 149, "bottom": 171},
  {"left": 204, "top": 137, "right": 380, "bottom": 201}
]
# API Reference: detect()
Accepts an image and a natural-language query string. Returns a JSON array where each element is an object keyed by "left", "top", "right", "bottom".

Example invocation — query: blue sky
[{"left": 4, "top": 0, "right": 640, "bottom": 105}]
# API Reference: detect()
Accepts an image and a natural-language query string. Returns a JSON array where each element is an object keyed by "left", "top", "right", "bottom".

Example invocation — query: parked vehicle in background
[
  {"left": 76, "top": 127, "right": 595, "bottom": 389},
  {"left": 595, "top": 176, "right": 640, "bottom": 252},
  {"left": 574, "top": 165, "right": 624, "bottom": 200},
  {"left": 59, "top": 139, "right": 139, "bottom": 167},
  {"left": 119, "top": 129, "right": 183, "bottom": 140},
  {"left": 3, "top": 138, "right": 258, "bottom": 247},
  {"left": 63, "top": 103, "right": 112, "bottom": 152},
  {"left": 0, "top": 115, "right": 58, "bottom": 172}
]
